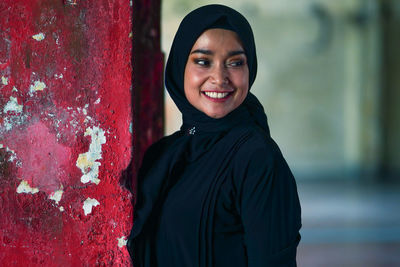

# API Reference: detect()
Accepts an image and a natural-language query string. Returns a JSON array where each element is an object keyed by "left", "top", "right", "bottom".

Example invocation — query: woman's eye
[
  {"left": 227, "top": 60, "right": 244, "bottom": 67},
  {"left": 194, "top": 59, "right": 210, "bottom": 66}
]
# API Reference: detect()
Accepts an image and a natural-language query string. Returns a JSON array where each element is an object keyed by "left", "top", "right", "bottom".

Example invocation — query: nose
[{"left": 211, "top": 64, "right": 228, "bottom": 85}]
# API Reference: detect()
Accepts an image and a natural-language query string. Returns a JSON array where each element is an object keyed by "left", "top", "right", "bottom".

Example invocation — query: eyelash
[{"left": 193, "top": 58, "right": 245, "bottom": 68}]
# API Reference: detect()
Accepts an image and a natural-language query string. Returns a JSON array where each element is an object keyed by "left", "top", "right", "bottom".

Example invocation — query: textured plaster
[{"left": 0, "top": 0, "right": 138, "bottom": 265}]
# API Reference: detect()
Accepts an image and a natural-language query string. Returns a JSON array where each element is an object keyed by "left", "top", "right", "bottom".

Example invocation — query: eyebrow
[{"left": 190, "top": 49, "right": 245, "bottom": 57}]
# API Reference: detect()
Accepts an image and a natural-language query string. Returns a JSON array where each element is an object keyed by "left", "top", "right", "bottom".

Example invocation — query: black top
[
  {"left": 153, "top": 123, "right": 301, "bottom": 267},
  {"left": 127, "top": 4, "right": 301, "bottom": 267}
]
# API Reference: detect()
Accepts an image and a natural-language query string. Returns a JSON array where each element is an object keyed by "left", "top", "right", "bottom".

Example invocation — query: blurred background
[{"left": 162, "top": 0, "right": 400, "bottom": 266}]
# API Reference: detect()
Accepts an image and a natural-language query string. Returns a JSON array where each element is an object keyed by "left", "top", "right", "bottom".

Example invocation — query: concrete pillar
[{"left": 0, "top": 0, "right": 163, "bottom": 265}]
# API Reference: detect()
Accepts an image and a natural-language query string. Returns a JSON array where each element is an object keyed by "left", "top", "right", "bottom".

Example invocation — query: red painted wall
[{"left": 0, "top": 0, "right": 162, "bottom": 265}]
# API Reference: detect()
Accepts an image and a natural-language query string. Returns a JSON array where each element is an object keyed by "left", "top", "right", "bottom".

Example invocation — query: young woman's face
[{"left": 184, "top": 28, "right": 249, "bottom": 119}]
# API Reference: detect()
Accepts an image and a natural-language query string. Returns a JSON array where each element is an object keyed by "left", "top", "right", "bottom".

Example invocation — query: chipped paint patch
[
  {"left": 4, "top": 96, "right": 23, "bottom": 113},
  {"left": 0, "top": 144, "right": 3, "bottom": 149},
  {"left": 49, "top": 187, "right": 64, "bottom": 204},
  {"left": 129, "top": 122, "right": 133, "bottom": 134},
  {"left": 3, "top": 117, "right": 14, "bottom": 131},
  {"left": 76, "top": 126, "right": 106, "bottom": 185},
  {"left": 117, "top": 236, "right": 127, "bottom": 248},
  {"left": 1, "top": 114, "right": 28, "bottom": 132},
  {"left": 29, "top": 80, "right": 47, "bottom": 94},
  {"left": 94, "top": 98, "right": 100, "bottom": 104},
  {"left": 5, "top": 147, "right": 18, "bottom": 163},
  {"left": 32, "top": 33, "right": 45, "bottom": 41},
  {"left": 59, "top": 206, "right": 65, "bottom": 212},
  {"left": 1, "top": 76, "right": 9, "bottom": 85},
  {"left": 83, "top": 197, "right": 100, "bottom": 216},
  {"left": 12, "top": 86, "right": 18, "bottom": 92},
  {"left": 16, "top": 180, "right": 39, "bottom": 194},
  {"left": 54, "top": 73, "right": 63, "bottom": 79}
]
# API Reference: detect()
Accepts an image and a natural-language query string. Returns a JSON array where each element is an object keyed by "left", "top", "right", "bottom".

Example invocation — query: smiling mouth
[{"left": 202, "top": 91, "right": 232, "bottom": 99}]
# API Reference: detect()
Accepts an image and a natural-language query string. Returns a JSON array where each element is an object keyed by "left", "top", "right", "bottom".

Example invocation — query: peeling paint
[
  {"left": 29, "top": 80, "right": 47, "bottom": 94},
  {"left": 49, "top": 187, "right": 64, "bottom": 204},
  {"left": 117, "top": 236, "right": 127, "bottom": 248},
  {"left": 1, "top": 76, "right": 9, "bottom": 85},
  {"left": 1, "top": 0, "right": 135, "bottom": 264},
  {"left": 129, "top": 122, "right": 133, "bottom": 134},
  {"left": 94, "top": 98, "right": 100, "bottom": 104},
  {"left": 16, "top": 180, "right": 39, "bottom": 194},
  {"left": 83, "top": 197, "right": 100, "bottom": 216},
  {"left": 4, "top": 96, "right": 23, "bottom": 113},
  {"left": 54, "top": 73, "right": 63, "bottom": 79},
  {"left": 76, "top": 126, "right": 106, "bottom": 185},
  {"left": 32, "top": 33, "right": 45, "bottom": 41},
  {"left": 6, "top": 147, "right": 18, "bottom": 163}
]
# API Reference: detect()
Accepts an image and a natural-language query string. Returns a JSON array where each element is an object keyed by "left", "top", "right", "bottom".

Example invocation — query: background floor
[{"left": 297, "top": 179, "right": 400, "bottom": 267}]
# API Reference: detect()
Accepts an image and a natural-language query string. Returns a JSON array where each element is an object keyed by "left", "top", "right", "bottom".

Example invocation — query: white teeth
[{"left": 204, "top": 92, "right": 230, "bottom": 99}]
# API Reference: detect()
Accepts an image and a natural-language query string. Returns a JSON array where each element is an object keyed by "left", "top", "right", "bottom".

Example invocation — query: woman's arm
[{"left": 235, "top": 140, "right": 301, "bottom": 266}]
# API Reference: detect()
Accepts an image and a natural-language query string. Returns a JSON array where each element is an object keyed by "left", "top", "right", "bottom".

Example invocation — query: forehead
[{"left": 191, "top": 28, "right": 244, "bottom": 51}]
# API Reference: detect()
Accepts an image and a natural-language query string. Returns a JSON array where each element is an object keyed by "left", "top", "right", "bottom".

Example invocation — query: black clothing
[{"left": 127, "top": 4, "right": 301, "bottom": 267}]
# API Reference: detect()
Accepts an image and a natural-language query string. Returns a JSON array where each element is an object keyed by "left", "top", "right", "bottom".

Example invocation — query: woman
[{"left": 127, "top": 4, "right": 301, "bottom": 267}]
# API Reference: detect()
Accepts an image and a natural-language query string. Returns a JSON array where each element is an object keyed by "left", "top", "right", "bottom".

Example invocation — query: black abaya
[{"left": 127, "top": 4, "right": 301, "bottom": 267}]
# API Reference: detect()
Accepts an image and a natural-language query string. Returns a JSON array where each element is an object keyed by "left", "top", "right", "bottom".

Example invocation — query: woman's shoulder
[{"left": 233, "top": 123, "right": 281, "bottom": 160}]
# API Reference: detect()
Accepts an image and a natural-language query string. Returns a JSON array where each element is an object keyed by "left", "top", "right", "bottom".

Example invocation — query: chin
[{"left": 204, "top": 109, "right": 229, "bottom": 119}]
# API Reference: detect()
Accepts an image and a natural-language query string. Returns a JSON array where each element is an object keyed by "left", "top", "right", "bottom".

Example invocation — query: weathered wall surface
[{"left": 0, "top": 0, "right": 134, "bottom": 265}]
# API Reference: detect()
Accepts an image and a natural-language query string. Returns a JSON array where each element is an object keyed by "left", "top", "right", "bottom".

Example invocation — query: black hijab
[
  {"left": 128, "top": 4, "right": 273, "bottom": 266},
  {"left": 165, "top": 4, "right": 270, "bottom": 135}
]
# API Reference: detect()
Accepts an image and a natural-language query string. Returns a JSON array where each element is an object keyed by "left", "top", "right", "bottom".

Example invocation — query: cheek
[
  {"left": 232, "top": 70, "right": 249, "bottom": 93},
  {"left": 184, "top": 69, "right": 205, "bottom": 93}
]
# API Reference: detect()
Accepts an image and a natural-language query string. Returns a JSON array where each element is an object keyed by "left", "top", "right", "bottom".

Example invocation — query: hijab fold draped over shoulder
[{"left": 127, "top": 4, "right": 301, "bottom": 267}]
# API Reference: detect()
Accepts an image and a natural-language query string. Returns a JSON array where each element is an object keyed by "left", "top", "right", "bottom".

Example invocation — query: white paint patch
[
  {"left": 129, "top": 122, "right": 133, "bottom": 134},
  {"left": 76, "top": 126, "right": 106, "bottom": 185},
  {"left": 29, "top": 80, "right": 46, "bottom": 94},
  {"left": 94, "top": 98, "right": 101, "bottom": 104},
  {"left": 32, "top": 33, "right": 45, "bottom": 41},
  {"left": 83, "top": 197, "right": 100, "bottom": 216},
  {"left": 4, "top": 96, "right": 23, "bottom": 113},
  {"left": 0, "top": 144, "right": 3, "bottom": 148},
  {"left": 117, "top": 236, "right": 127, "bottom": 248},
  {"left": 54, "top": 73, "right": 63, "bottom": 79},
  {"left": 1, "top": 76, "right": 8, "bottom": 85},
  {"left": 1, "top": 114, "right": 28, "bottom": 132},
  {"left": 17, "top": 180, "right": 39, "bottom": 194},
  {"left": 12, "top": 86, "right": 18, "bottom": 92},
  {"left": 49, "top": 187, "right": 64, "bottom": 204},
  {"left": 3, "top": 117, "right": 13, "bottom": 131},
  {"left": 6, "top": 147, "right": 18, "bottom": 163},
  {"left": 59, "top": 206, "right": 65, "bottom": 212}
]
